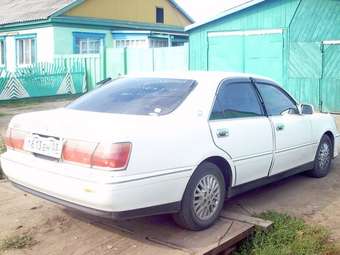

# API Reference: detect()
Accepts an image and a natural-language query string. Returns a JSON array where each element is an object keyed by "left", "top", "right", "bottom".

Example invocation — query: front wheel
[
  {"left": 307, "top": 135, "right": 333, "bottom": 178},
  {"left": 173, "top": 162, "right": 226, "bottom": 231}
]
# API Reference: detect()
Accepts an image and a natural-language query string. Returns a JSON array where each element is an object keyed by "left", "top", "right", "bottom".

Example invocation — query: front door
[
  {"left": 209, "top": 78, "right": 273, "bottom": 185},
  {"left": 254, "top": 81, "right": 314, "bottom": 175}
]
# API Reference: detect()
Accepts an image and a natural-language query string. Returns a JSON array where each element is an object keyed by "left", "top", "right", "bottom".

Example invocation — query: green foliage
[
  {"left": 234, "top": 211, "right": 339, "bottom": 255},
  {"left": 0, "top": 234, "right": 35, "bottom": 251}
]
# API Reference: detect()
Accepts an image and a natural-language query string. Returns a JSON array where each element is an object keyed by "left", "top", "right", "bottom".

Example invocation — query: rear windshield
[{"left": 67, "top": 78, "right": 196, "bottom": 116}]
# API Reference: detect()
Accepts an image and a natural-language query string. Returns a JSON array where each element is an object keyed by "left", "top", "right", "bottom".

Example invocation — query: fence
[
  {"left": 106, "top": 45, "right": 189, "bottom": 78},
  {"left": 54, "top": 54, "right": 103, "bottom": 91},
  {"left": 0, "top": 61, "right": 86, "bottom": 101},
  {"left": 53, "top": 46, "right": 189, "bottom": 90},
  {"left": 0, "top": 46, "right": 189, "bottom": 100}
]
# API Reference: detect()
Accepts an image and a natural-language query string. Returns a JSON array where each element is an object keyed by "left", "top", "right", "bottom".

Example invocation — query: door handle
[
  {"left": 217, "top": 128, "right": 229, "bottom": 138},
  {"left": 276, "top": 123, "right": 285, "bottom": 131}
]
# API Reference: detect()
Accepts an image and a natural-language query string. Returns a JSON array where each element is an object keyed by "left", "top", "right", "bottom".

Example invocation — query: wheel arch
[
  {"left": 323, "top": 131, "right": 335, "bottom": 157},
  {"left": 202, "top": 156, "right": 233, "bottom": 189}
]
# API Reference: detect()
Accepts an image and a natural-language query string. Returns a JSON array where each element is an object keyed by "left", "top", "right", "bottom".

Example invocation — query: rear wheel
[
  {"left": 308, "top": 135, "right": 333, "bottom": 178},
  {"left": 173, "top": 162, "right": 226, "bottom": 231}
]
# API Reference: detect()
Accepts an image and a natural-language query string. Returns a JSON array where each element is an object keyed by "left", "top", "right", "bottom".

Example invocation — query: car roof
[{"left": 125, "top": 71, "right": 278, "bottom": 85}]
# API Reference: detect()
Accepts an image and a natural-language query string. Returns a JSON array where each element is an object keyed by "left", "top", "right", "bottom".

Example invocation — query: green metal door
[
  {"left": 244, "top": 33, "right": 283, "bottom": 84},
  {"left": 208, "top": 35, "right": 243, "bottom": 72},
  {"left": 208, "top": 31, "right": 283, "bottom": 84},
  {"left": 321, "top": 43, "right": 340, "bottom": 113}
]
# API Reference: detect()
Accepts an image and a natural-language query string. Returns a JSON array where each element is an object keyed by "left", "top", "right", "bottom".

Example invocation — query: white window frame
[
  {"left": 16, "top": 36, "right": 36, "bottom": 67},
  {"left": 79, "top": 38, "right": 102, "bottom": 54},
  {"left": 114, "top": 39, "right": 148, "bottom": 48}
]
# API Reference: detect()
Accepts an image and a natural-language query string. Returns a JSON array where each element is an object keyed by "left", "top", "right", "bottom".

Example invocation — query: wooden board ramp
[{"left": 67, "top": 209, "right": 272, "bottom": 255}]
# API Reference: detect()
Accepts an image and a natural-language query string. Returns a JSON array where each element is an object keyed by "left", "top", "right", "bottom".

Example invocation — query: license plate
[{"left": 24, "top": 134, "right": 63, "bottom": 159}]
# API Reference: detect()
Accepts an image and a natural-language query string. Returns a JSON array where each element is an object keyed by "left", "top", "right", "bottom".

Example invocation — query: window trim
[
  {"left": 72, "top": 32, "right": 106, "bottom": 54},
  {"left": 15, "top": 34, "right": 37, "bottom": 67},
  {"left": 156, "top": 7, "right": 165, "bottom": 24},
  {"left": 0, "top": 36, "right": 6, "bottom": 67},
  {"left": 209, "top": 78, "right": 266, "bottom": 121},
  {"left": 253, "top": 79, "right": 299, "bottom": 116}
]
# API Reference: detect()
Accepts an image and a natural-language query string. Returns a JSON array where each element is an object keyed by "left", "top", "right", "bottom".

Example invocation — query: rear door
[
  {"left": 209, "top": 78, "right": 273, "bottom": 185},
  {"left": 254, "top": 80, "right": 314, "bottom": 175}
]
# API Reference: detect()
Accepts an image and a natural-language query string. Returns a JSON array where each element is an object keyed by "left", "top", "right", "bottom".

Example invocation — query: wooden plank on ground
[
  {"left": 85, "top": 213, "right": 255, "bottom": 255},
  {"left": 220, "top": 211, "right": 273, "bottom": 231}
]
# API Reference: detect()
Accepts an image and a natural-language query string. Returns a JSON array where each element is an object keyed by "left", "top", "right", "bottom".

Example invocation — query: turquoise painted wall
[
  {"left": 189, "top": 0, "right": 300, "bottom": 71},
  {"left": 188, "top": 0, "right": 340, "bottom": 112},
  {"left": 53, "top": 26, "right": 113, "bottom": 55}
]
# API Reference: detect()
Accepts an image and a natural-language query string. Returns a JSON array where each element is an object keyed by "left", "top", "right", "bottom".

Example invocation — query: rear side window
[
  {"left": 210, "top": 82, "right": 263, "bottom": 120},
  {"left": 67, "top": 78, "right": 196, "bottom": 116},
  {"left": 256, "top": 83, "right": 298, "bottom": 116}
]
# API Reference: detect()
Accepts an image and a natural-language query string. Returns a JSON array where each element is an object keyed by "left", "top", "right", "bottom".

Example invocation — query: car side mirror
[{"left": 300, "top": 104, "right": 314, "bottom": 115}]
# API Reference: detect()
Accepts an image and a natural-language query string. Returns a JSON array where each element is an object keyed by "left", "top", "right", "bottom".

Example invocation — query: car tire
[
  {"left": 307, "top": 135, "right": 333, "bottom": 178},
  {"left": 173, "top": 162, "right": 226, "bottom": 231}
]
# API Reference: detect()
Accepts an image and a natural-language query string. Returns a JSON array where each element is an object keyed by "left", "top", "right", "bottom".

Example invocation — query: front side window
[
  {"left": 210, "top": 82, "right": 263, "bottom": 120},
  {"left": 256, "top": 83, "right": 298, "bottom": 116},
  {"left": 16, "top": 37, "right": 36, "bottom": 66},
  {"left": 67, "top": 78, "right": 196, "bottom": 116},
  {"left": 0, "top": 39, "right": 5, "bottom": 66},
  {"left": 73, "top": 32, "right": 105, "bottom": 54}
]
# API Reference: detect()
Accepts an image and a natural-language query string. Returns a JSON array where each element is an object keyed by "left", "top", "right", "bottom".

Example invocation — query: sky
[{"left": 175, "top": 0, "right": 248, "bottom": 22}]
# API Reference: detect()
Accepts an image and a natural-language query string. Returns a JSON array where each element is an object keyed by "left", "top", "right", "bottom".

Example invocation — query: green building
[
  {"left": 0, "top": 0, "right": 192, "bottom": 72},
  {"left": 187, "top": 0, "right": 340, "bottom": 112}
]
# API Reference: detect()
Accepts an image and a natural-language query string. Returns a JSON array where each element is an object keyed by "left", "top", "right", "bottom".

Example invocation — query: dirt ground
[
  {"left": 0, "top": 99, "right": 73, "bottom": 137},
  {"left": 0, "top": 99, "right": 340, "bottom": 254}
]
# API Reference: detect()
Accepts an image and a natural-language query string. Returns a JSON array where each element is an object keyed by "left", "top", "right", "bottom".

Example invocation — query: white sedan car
[{"left": 1, "top": 72, "right": 339, "bottom": 230}]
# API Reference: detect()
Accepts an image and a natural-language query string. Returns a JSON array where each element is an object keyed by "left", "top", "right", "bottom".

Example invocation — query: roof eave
[
  {"left": 185, "top": 0, "right": 265, "bottom": 32},
  {"left": 168, "top": 0, "right": 195, "bottom": 24},
  {"left": 49, "top": 0, "right": 86, "bottom": 18},
  {"left": 0, "top": 19, "right": 51, "bottom": 32},
  {"left": 50, "top": 16, "right": 188, "bottom": 34}
]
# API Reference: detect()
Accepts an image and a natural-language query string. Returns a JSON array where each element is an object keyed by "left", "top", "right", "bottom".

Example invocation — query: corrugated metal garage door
[
  {"left": 208, "top": 29, "right": 283, "bottom": 84},
  {"left": 321, "top": 42, "right": 340, "bottom": 113}
]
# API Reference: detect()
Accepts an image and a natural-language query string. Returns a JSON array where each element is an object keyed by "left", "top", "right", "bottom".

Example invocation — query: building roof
[
  {"left": 0, "top": 0, "right": 193, "bottom": 27},
  {"left": 0, "top": 0, "right": 78, "bottom": 26},
  {"left": 168, "top": 0, "right": 194, "bottom": 23},
  {"left": 185, "top": 0, "right": 265, "bottom": 31}
]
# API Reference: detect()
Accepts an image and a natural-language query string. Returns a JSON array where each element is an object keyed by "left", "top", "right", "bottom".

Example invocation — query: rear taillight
[
  {"left": 62, "top": 141, "right": 132, "bottom": 171},
  {"left": 62, "top": 140, "right": 97, "bottom": 166},
  {"left": 92, "top": 143, "right": 132, "bottom": 170},
  {"left": 4, "top": 128, "right": 12, "bottom": 148},
  {"left": 4, "top": 128, "right": 26, "bottom": 150}
]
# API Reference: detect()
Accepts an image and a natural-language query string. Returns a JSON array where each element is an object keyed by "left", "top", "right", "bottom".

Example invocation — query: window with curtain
[
  {"left": 73, "top": 32, "right": 105, "bottom": 54},
  {"left": 114, "top": 39, "right": 147, "bottom": 48},
  {"left": 149, "top": 38, "right": 168, "bottom": 48},
  {"left": 16, "top": 37, "right": 36, "bottom": 66}
]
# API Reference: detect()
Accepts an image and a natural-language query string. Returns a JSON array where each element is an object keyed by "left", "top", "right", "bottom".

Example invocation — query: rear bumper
[
  {"left": 1, "top": 150, "right": 192, "bottom": 218},
  {"left": 12, "top": 182, "right": 180, "bottom": 220}
]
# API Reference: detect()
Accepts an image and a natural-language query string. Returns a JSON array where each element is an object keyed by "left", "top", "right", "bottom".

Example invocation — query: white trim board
[
  {"left": 323, "top": 40, "right": 340, "bottom": 45},
  {"left": 208, "top": 29, "right": 283, "bottom": 37}
]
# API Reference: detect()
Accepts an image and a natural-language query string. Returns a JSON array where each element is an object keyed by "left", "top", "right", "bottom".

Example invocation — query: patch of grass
[
  {"left": 0, "top": 113, "right": 8, "bottom": 117},
  {"left": 234, "top": 211, "right": 339, "bottom": 255},
  {"left": 0, "top": 234, "right": 36, "bottom": 251}
]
